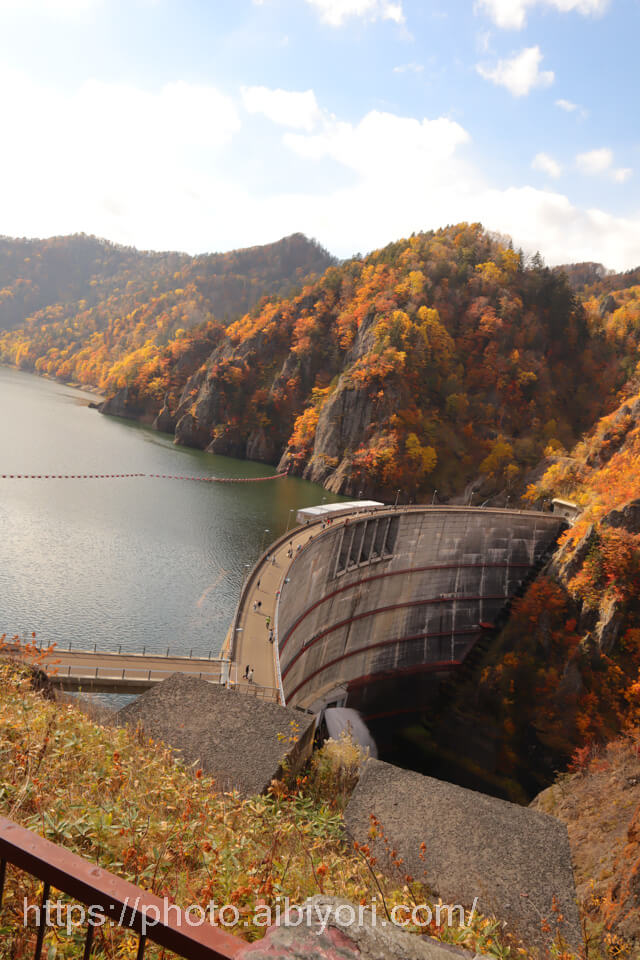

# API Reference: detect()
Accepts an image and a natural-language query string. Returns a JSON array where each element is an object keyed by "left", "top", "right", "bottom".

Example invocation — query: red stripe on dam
[
  {"left": 278, "top": 560, "right": 530, "bottom": 655},
  {"left": 284, "top": 630, "right": 469, "bottom": 701},
  {"left": 280, "top": 594, "right": 506, "bottom": 681}
]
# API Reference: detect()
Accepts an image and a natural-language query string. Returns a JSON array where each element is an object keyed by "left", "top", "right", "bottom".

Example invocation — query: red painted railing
[{"left": 0, "top": 817, "right": 242, "bottom": 959}]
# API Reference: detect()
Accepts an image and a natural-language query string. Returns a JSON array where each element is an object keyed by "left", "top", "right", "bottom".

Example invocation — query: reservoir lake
[{"left": 0, "top": 367, "right": 345, "bottom": 658}]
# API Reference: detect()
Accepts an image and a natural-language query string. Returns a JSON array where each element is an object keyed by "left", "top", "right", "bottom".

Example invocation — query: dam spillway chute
[{"left": 322, "top": 707, "right": 378, "bottom": 758}]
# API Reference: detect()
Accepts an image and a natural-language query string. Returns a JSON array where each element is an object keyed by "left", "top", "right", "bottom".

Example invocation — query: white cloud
[
  {"left": 476, "top": 0, "right": 610, "bottom": 31},
  {"left": 576, "top": 147, "right": 613, "bottom": 175},
  {"left": 555, "top": 97, "right": 589, "bottom": 119},
  {"left": 241, "top": 86, "right": 322, "bottom": 132},
  {"left": 0, "top": 68, "right": 241, "bottom": 252},
  {"left": 575, "top": 149, "right": 632, "bottom": 184},
  {"left": 532, "top": 152, "right": 562, "bottom": 178},
  {"left": 283, "top": 111, "right": 470, "bottom": 181},
  {"left": 270, "top": 107, "right": 640, "bottom": 269},
  {"left": 393, "top": 62, "right": 424, "bottom": 73},
  {"left": 477, "top": 46, "right": 554, "bottom": 97},
  {"left": 304, "top": 0, "right": 404, "bottom": 27},
  {"left": 0, "top": 73, "right": 638, "bottom": 273}
]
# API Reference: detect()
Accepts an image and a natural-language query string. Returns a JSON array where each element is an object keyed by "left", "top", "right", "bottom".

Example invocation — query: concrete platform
[
  {"left": 345, "top": 760, "right": 582, "bottom": 954},
  {"left": 116, "top": 674, "right": 316, "bottom": 795}
]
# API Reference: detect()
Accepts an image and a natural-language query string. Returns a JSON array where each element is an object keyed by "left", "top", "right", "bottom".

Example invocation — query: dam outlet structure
[{"left": 273, "top": 506, "right": 567, "bottom": 717}]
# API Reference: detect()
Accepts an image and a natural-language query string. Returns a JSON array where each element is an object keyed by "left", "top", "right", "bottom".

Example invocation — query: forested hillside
[
  {"left": 155, "top": 223, "right": 626, "bottom": 500},
  {"left": 0, "top": 231, "right": 334, "bottom": 391},
  {"left": 414, "top": 281, "right": 640, "bottom": 809},
  {"left": 2, "top": 224, "right": 632, "bottom": 503}
]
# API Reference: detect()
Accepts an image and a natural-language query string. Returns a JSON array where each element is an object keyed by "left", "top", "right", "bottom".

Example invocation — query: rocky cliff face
[
  {"left": 99, "top": 386, "right": 157, "bottom": 424},
  {"left": 100, "top": 224, "right": 617, "bottom": 502}
]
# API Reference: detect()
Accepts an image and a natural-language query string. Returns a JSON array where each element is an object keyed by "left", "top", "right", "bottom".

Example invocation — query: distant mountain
[
  {"left": 0, "top": 231, "right": 335, "bottom": 392},
  {"left": 554, "top": 260, "right": 640, "bottom": 296},
  {"left": 0, "top": 232, "right": 335, "bottom": 334},
  {"left": 3, "top": 223, "right": 639, "bottom": 506},
  {"left": 87, "top": 222, "right": 631, "bottom": 502}
]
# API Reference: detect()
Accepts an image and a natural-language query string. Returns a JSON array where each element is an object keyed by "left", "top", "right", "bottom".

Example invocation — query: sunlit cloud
[
  {"left": 241, "top": 86, "right": 322, "bottom": 131},
  {"left": 477, "top": 46, "right": 554, "bottom": 97},
  {"left": 532, "top": 152, "right": 562, "bottom": 178},
  {"left": 0, "top": 72, "right": 637, "bottom": 271},
  {"left": 475, "top": 0, "right": 610, "bottom": 31},
  {"left": 303, "top": 0, "right": 404, "bottom": 26}
]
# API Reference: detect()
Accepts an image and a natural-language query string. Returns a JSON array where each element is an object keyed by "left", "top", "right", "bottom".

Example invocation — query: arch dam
[{"left": 229, "top": 505, "right": 567, "bottom": 717}]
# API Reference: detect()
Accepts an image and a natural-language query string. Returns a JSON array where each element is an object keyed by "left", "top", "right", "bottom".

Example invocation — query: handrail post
[
  {"left": 82, "top": 919, "right": 95, "bottom": 960},
  {"left": 34, "top": 881, "right": 51, "bottom": 959}
]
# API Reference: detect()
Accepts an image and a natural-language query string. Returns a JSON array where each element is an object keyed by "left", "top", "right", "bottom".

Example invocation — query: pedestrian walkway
[{"left": 228, "top": 513, "right": 355, "bottom": 698}]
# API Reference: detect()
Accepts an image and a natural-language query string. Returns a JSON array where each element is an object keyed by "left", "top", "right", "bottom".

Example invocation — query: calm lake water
[{"left": 0, "top": 368, "right": 345, "bottom": 657}]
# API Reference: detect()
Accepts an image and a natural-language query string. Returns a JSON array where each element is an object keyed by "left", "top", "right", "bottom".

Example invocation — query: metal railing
[
  {"left": 42, "top": 663, "right": 226, "bottom": 691},
  {"left": 0, "top": 816, "right": 242, "bottom": 959},
  {"left": 227, "top": 681, "right": 280, "bottom": 702}
]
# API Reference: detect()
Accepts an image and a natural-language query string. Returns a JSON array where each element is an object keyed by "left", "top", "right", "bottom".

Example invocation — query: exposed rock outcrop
[
  {"left": 599, "top": 293, "right": 619, "bottom": 317},
  {"left": 152, "top": 397, "right": 176, "bottom": 434},
  {"left": 602, "top": 498, "right": 640, "bottom": 534},
  {"left": 99, "top": 385, "right": 157, "bottom": 423},
  {"left": 237, "top": 896, "right": 490, "bottom": 960},
  {"left": 594, "top": 595, "right": 625, "bottom": 653},
  {"left": 302, "top": 381, "right": 375, "bottom": 487},
  {"left": 552, "top": 522, "right": 594, "bottom": 584},
  {"left": 99, "top": 386, "right": 132, "bottom": 418},
  {"left": 173, "top": 412, "right": 211, "bottom": 449},
  {"left": 585, "top": 397, "right": 640, "bottom": 467},
  {"left": 246, "top": 428, "right": 279, "bottom": 463}
]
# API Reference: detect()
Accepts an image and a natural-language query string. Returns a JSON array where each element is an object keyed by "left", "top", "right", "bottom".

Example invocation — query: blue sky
[{"left": 0, "top": 0, "right": 638, "bottom": 268}]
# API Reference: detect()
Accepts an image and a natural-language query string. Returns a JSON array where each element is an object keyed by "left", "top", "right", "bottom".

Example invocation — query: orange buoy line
[{"left": 0, "top": 471, "right": 289, "bottom": 483}]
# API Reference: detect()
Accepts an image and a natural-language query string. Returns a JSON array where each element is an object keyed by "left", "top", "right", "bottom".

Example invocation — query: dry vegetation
[
  {"left": 532, "top": 729, "right": 640, "bottom": 958},
  {"left": 0, "top": 658, "right": 559, "bottom": 959}
]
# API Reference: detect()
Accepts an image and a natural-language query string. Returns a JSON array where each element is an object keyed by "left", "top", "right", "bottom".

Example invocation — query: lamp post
[
  {"left": 431, "top": 489, "right": 438, "bottom": 505},
  {"left": 261, "top": 528, "right": 270, "bottom": 554},
  {"left": 394, "top": 489, "right": 401, "bottom": 508},
  {"left": 285, "top": 509, "right": 295, "bottom": 534},
  {"left": 242, "top": 563, "right": 251, "bottom": 585}
]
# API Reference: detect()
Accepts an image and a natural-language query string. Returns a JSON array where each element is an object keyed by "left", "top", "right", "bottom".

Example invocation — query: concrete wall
[{"left": 276, "top": 507, "right": 565, "bottom": 712}]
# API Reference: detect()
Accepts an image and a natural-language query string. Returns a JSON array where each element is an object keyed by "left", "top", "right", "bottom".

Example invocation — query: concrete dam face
[{"left": 276, "top": 507, "right": 566, "bottom": 715}]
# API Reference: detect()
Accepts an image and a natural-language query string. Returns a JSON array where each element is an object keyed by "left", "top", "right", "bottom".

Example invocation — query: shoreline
[{"left": 0, "top": 362, "right": 106, "bottom": 401}]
